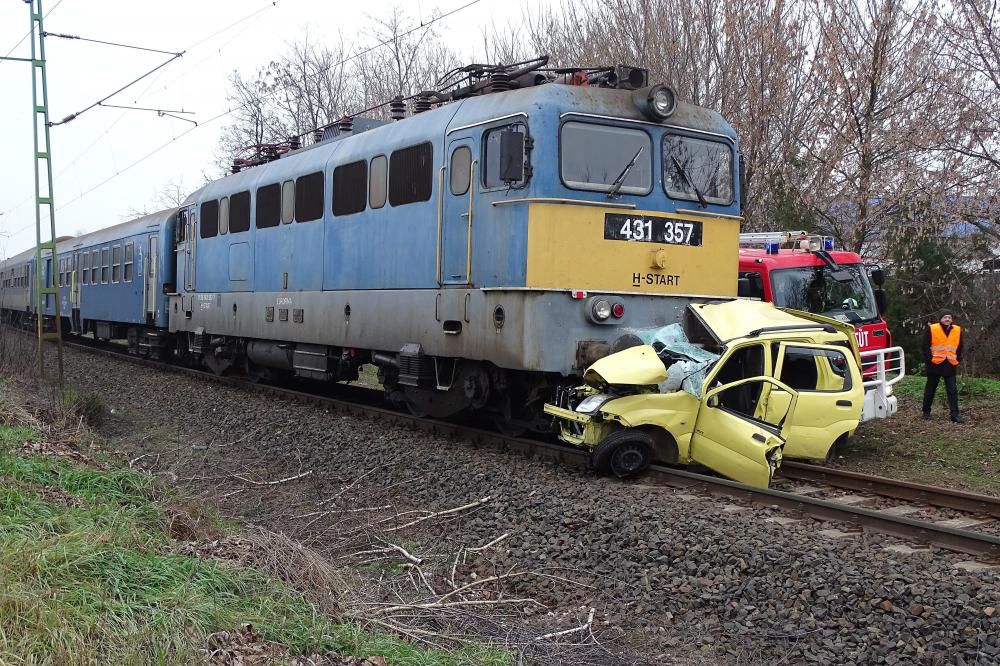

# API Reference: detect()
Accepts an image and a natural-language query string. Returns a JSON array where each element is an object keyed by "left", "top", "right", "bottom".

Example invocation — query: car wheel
[{"left": 592, "top": 430, "right": 654, "bottom": 478}]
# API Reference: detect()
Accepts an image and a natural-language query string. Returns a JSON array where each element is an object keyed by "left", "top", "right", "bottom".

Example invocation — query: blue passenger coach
[{"left": 168, "top": 66, "right": 745, "bottom": 428}]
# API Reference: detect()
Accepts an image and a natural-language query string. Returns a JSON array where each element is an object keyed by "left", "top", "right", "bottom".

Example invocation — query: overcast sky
[{"left": 0, "top": 0, "right": 533, "bottom": 258}]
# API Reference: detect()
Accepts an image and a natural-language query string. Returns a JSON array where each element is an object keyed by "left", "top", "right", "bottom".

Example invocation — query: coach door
[
  {"left": 440, "top": 137, "right": 476, "bottom": 285},
  {"left": 178, "top": 207, "right": 196, "bottom": 292},
  {"left": 146, "top": 235, "right": 158, "bottom": 322},
  {"left": 70, "top": 252, "right": 81, "bottom": 333}
]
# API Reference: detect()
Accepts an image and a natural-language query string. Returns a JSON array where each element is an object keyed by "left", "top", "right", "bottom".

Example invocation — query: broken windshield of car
[{"left": 634, "top": 323, "right": 719, "bottom": 397}]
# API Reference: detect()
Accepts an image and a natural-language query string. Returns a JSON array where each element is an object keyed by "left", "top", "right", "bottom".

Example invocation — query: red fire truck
[{"left": 737, "top": 231, "right": 904, "bottom": 421}]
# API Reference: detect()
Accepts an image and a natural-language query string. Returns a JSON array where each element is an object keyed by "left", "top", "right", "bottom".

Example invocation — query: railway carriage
[{"left": 168, "top": 63, "right": 745, "bottom": 429}]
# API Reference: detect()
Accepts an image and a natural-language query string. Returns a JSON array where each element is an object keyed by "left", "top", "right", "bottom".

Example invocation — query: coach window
[
  {"left": 295, "top": 171, "right": 324, "bottom": 222},
  {"left": 124, "top": 243, "right": 134, "bottom": 282},
  {"left": 112, "top": 245, "right": 122, "bottom": 282},
  {"left": 82, "top": 253, "right": 90, "bottom": 285},
  {"left": 389, "top": 142, "right": 433, "bottom": 206},
  {"left": 369, "top": 155, "right": 387, "bottom": 209},
  {"left": 256, "top": 183, "right": 280, "bottom": 229},
  {"left": 333, "top": 160, "right": 367, "bottom": 216},
  {"left": 219, "top": 196, "right": 230, "bottom": 235},
  {"left": 200, "top": 199, "right": 219, "bottom": 238},
  {"left": 101, "top": 247, "right": 110, "bottom": 284},
  {"left": 229, "top": 191, "right": 251, "bottom": 233},
  {"left": 281, "top": 180, "right": 295, "bottom": 224},
  {"left": 450, "top": 146, "right": 472, "bottom": 195},
  {"left": 90, "top": 250, "right": 98, "bottom": 283},
  {"left": 482, "top": 124, "right": 527, "bottom": 189}
]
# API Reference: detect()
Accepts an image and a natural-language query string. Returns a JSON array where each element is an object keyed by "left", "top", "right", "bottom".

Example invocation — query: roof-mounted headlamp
[{"left": 633, "top": 84, "right": 677, "bottom": 121}]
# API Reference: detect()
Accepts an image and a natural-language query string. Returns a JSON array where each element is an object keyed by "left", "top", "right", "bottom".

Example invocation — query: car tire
[{"left": 592, "top": 430, "right": 654, "bottom": 478}]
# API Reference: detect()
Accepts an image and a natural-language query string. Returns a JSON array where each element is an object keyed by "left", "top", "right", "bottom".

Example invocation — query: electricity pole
[{"left": 26, "top": 0, "right": 65, "bottom": 386}]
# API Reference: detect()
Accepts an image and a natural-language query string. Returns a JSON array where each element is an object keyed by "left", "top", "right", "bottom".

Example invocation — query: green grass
[
  {"left": 843, "top": 375, "right": 1000, "bottom": 495},
  {"left": 0, "top": 425, "right": 507, "bottom": 666}
]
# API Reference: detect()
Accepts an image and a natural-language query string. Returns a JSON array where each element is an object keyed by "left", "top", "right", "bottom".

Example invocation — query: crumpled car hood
[{"left": 584, "top": 345, "right": 667, "bottom": 386}]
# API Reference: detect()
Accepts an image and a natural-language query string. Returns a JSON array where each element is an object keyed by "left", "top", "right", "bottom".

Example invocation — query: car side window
[{"left": 775, "top": 345, "right": 851, "bottom": 392}]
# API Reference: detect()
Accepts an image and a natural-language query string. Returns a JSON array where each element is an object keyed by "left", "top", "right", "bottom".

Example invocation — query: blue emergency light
[
  {"left": 824, "top": 238, "right": 834, "bottom": 250},
  {"left": 766, "top": 241, "right": 780, "bottom": 254}
]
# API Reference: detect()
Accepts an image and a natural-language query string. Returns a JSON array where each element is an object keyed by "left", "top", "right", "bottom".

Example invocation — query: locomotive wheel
[{"left": 591, "top": 430, "right": 653, "bottom": 478}]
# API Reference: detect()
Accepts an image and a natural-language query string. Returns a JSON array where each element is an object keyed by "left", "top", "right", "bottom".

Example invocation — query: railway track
[{"left": 28, "top": 331, "right": 1000, "bottom": 559}]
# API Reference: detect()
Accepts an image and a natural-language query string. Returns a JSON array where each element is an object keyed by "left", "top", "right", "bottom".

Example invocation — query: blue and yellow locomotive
[{"left": 2, "top": 59, "right": 744, "bottom": 432}]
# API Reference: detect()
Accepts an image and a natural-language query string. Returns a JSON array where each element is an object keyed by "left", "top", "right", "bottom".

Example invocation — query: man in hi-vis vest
[{"left": 922, "top": 310, "right": 964, "bottom": 423}]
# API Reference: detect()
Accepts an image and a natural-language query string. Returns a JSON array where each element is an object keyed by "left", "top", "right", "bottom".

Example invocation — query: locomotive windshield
[
  {"left": 770, "top": 264, "right": 879, "bottom": 324},
  {"left": 560, "top": 122, "right": 652, "bottom": 194},
  {"left": 663, "top": 134, "right": 733, "bottom": 205}
]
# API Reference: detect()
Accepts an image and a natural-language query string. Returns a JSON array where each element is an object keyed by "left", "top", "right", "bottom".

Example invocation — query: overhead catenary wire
[{"left": 2, "top": 0, "right": 483, "bottom": 242}]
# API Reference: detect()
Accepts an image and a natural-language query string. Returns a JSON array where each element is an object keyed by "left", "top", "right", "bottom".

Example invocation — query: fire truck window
[
  {"left": 230, "top": 191, "right": 251, "bottom": 233},
  {"left": 388, "top": 143, "right": 433, "bottom": 206},
  {"left": 332, "top": 160, "right": 368, "bottom": 216},
  {"left": 256, "top": 183, "right": 280, "bottom": 229},
  {"left": 295, "top": 171, "right": 324, "bottom": 222},
  {"left": 200, "top": 200, "right": 219, "bottom": 238}
]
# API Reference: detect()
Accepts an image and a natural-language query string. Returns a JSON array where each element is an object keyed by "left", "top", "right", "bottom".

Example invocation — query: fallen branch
[
  {"left": 384, "top": 496, "right": 493, "bottom": 532},
  {"left": 231, "top": 470, "right": 313, "bottom": 486},
  {"left": 466, "top": 532, "right": 510, "bottom": 553},
  {"left": 534, "top": 607, "right": 597, "bottom": 641}
]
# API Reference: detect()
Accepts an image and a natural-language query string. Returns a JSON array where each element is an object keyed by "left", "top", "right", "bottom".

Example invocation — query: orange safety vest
[{"left": 929, "top": 323, "right": 961, "bottom": 365}]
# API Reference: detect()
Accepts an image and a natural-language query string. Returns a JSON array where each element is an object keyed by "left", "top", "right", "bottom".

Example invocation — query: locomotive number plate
[{"left": 604, "top": 213, "right": 703, "bottom": 246}]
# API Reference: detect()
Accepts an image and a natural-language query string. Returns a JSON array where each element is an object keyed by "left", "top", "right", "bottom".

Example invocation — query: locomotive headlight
[
  {"left": 592, "top": 299, "right": 612, "bottom": 321},
  {"left": 634, "top": 84, "right": 677, "bottom": 121}
]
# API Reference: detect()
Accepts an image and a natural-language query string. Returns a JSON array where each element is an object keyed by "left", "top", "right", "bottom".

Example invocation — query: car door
[
  {"left": 689, "top": 376, "right": 798, "bottom": 488},
  {"left": 765, "top": 342, "right": 864, "bottom": 460}
]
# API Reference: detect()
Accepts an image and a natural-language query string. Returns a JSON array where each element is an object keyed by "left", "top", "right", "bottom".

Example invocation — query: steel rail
[
  {"left": 780, "top": 461, "right": 1000, "bottom": 519},
  {"left": 27, "top": 331, "right": 1000, "bottom": 558}
]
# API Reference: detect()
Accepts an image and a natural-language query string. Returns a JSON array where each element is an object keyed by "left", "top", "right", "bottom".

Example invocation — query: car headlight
[
  {"left": 575, "top": 394, "right": 611, "bottom": 414},
  {"left": 592, "top": 299, "right": 612, "bottom": 321}
]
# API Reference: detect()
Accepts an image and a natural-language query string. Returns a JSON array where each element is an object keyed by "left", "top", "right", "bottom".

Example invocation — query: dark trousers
[{"left": 923, "top": 373, "right": 959, "bottom": 419}]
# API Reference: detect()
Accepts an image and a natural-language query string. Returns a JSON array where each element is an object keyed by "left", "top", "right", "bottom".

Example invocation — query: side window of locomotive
[
  {"left": 295, "top": 171, "right": 324, "bottom": 222},
  {"left": 200, "top": 200, "right": 219, "bottom": 238},
  {"left": 369, "top": 155, "right": 387, "bottom": 209},
  {"left": 101, "top": 248, "right": 110, "bottom": 284},
  {"left": 219, "top": 196, "right": 230, "bottom": 235},
  {"left": 281, "top": 180, "right": 295, "bottom": 224},
  {"left": 332, "top": 160, "right": 367, "bottom": 216},
  {"left": 388, "top": 142, "right": 433, "bottom": 206},
  {"left": 662, "top": 134, "right": 734, "bottom": 205},
  {"left": 229, "top": 191, "right": 251, "bottom": 233},
  {"left": 561, "top": 122, "right": 652, "bottom": 195},
  {"left": 256, "top": 184, "right": 280, "bottom": 229},
  {"left": 450, "top": 146, "right": 472, "bottom": 195},
  {"left": 124, "top": 242, "right": 134, "bottom": 282},
  {"left": 112, "top": 245, "right": 121, "bottom": 283},
  {"left": 482, "top": 123, "right": 526, "bottom": 189}
]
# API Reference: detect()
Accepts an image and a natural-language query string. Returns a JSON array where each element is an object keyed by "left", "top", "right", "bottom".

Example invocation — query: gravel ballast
[{"left": 52, "top": 345, "right": 1000, "bottom": 665}]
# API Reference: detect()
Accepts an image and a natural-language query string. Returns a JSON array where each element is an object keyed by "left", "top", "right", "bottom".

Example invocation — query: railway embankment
[{"left": 5, "top": 335, "right": 993, "bottom": 665}]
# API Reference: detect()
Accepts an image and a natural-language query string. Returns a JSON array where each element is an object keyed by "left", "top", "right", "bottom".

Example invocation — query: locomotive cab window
[
  {"left": 230, "top": 191, "right": 251, "bottom": 233},
  {"left": 332, "top": 160, "right": 368, "bottom": 216},
  {"left": 295, "top": 171, "right": 324, "bottom": 222},
  {"left": 124, "top": 242, "right": 134, "bottom": 282},
  {"left": 112, "top": 245, "right": 121, "bottom": 282},
  {"left": 483, "top": 123, "right": 527, "bottom": 189},
  {"left": 662, "top": 134, "right": 734, "bottom": 206},
  {"left": 256, "top": 183, "right": 280, "bottom": 229},
  {"left": 561, "top": 122, "right": 652, "bottom": 195},
  {"left": 450, "top": 146, "right": 472, "bottom": 195},
  {"left": 389, "top": 142, "right": 433, "bottom": 206},
  {"left": 369, "top": 155, "right": 387, "bottom": 209},
  {"left": 200, "top": 200, "right": 219, "bottom": 238}
]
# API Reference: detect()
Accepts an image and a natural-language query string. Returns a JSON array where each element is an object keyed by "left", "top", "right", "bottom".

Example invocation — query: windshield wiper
[
  {"left": 671, "top": 156, "right": 708, "bottom": 208},
  {"left": 607, "top": 146, "right": 644, "bottom": 198}
]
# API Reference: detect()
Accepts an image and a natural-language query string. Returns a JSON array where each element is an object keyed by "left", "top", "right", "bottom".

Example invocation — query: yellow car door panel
[{"left": 690, "top": 376, "right": 799, "bottom": 488}]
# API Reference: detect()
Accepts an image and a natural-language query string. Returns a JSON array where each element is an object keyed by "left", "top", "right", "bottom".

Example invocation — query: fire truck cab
[{"left": 736, "top": 231, "right": 903, "bottom": 423}]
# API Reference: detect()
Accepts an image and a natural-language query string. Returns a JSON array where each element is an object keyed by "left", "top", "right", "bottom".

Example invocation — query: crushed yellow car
[{"left": 544, "top": 300, "right": 864, "bottom": 487}]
